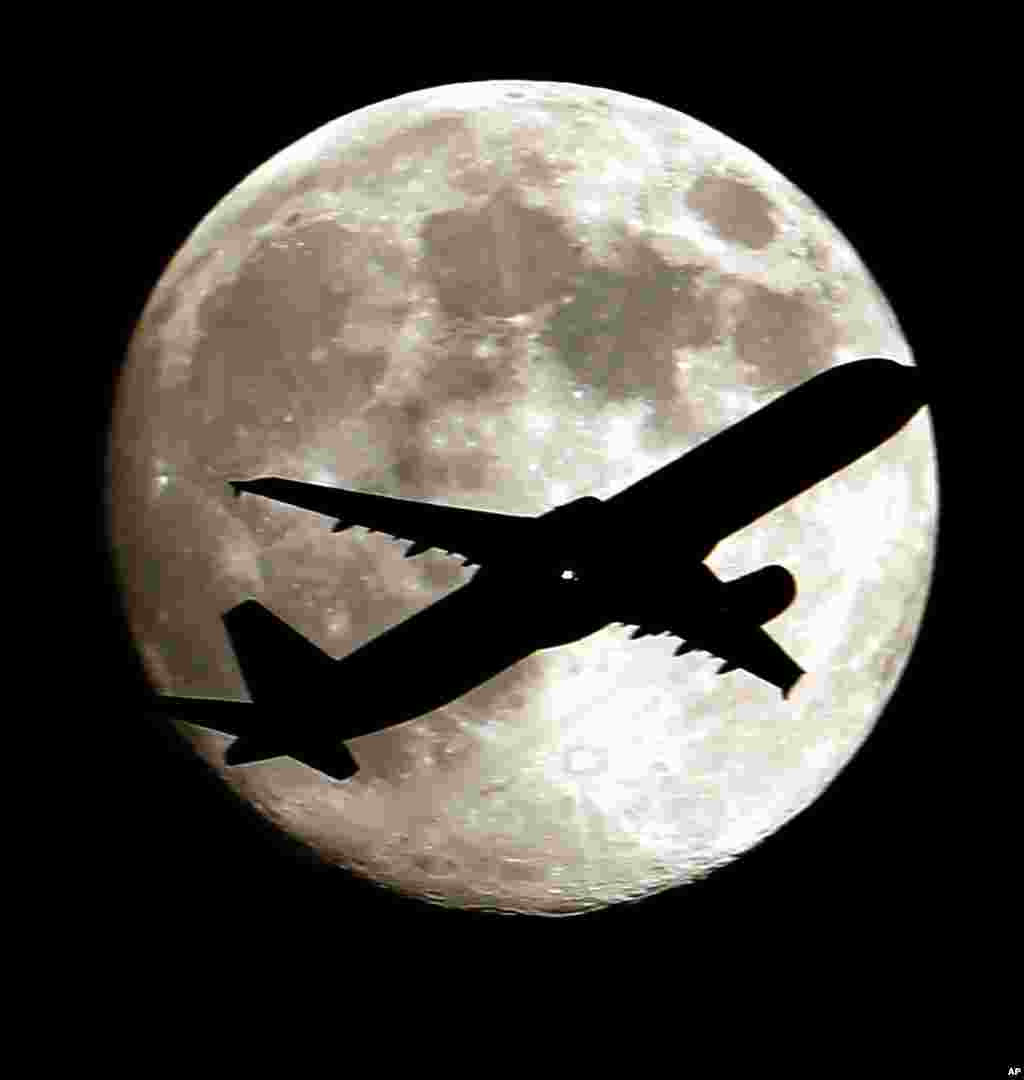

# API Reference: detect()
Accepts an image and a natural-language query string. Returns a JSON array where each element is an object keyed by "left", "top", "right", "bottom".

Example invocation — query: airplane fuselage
[
  {"left": 314, "top": 543, "right": 725, "bottom": 743},
  {"left": 171, "top": 357, "right": 925, "bottom": 779}
]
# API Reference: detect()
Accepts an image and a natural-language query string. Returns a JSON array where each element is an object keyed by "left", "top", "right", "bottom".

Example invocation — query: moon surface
[{"left": 108, "top": 80, "right": 938, "bottom": 915}]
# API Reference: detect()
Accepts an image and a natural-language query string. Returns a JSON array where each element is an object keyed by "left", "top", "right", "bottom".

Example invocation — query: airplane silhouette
[{"left": 156, "top": 357, "right": 927, "bottom": 781}]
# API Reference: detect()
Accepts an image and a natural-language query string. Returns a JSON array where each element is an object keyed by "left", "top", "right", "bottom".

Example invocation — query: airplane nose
[
  {"left": 906, "top": 365, "right": 928, "bottom": 412},
  {"left": 848, "top": 357, "right": 928, "bottom": 416},
  {"left": 884, "top": 358, "right": 926, "bottom": 405}
]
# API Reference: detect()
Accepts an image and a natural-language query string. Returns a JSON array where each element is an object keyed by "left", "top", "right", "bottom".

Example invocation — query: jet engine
[{"left": 720, "top": 565, "right": 797, "bottom": 625}]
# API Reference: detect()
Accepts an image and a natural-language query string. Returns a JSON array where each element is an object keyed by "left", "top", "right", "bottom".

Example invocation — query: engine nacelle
[{"left": 721, "top": 565, "right": 796, "bottom": 625}]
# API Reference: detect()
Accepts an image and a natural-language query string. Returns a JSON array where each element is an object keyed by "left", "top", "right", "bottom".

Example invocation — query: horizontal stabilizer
[
  {"left": 224, "top": 734, "right": 359, "bottom": 781},
  {"left": 151, "top": 695, "right": 254, "bottom": 739},
  {"left": 148, "top": 695, "right": 360, "bottom": 781}
]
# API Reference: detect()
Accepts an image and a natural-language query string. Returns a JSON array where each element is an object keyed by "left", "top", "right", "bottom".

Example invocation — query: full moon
[{"left": 108, "top": 80, "right": 938, "bottom": 915}]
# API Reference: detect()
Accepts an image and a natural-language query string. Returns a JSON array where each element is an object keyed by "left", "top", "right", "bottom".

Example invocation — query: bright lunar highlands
[{"left": 109, "top": 81, "right": 937, "bottom": 915}]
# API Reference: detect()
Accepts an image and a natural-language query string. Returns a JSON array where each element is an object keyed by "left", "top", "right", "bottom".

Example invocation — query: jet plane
[{"left": 156, "top": 357, "right": 927, "bottom": 781}]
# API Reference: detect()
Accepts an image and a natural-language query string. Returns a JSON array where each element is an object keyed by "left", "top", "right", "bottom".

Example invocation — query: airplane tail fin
[
  {"left": 223, "top": 599, "right": 339, "bottom": 708},
  {"left": 218, "top": 600, "right": 360, "bottom": 780}
]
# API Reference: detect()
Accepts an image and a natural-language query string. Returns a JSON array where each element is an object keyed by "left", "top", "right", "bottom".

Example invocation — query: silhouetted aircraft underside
[{"left": 158, "top": 358, "right": 926, "bottom": 781}]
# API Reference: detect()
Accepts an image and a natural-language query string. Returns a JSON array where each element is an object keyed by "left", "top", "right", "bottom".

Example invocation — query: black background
[{"left": 90, "top": 52, "right": 963, "bottom": 972}]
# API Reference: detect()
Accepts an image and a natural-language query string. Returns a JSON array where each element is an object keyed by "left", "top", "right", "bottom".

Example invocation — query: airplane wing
[
  {"left": 619, "top": 561, "right": 805, "bottom": 698},
  {"left": 229, "top": 477, "right": 533, "bottom": 566},
  {"left": 603, "top": 358, "right": 925, "bottom": 557},
  {"left": 669, "top": 620, "right": 805, "bottom": 699}
]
